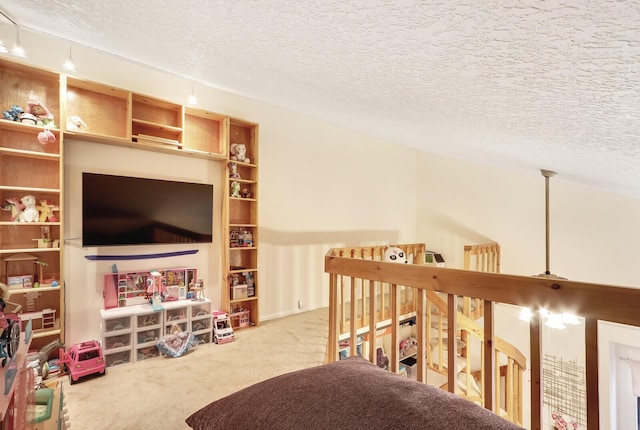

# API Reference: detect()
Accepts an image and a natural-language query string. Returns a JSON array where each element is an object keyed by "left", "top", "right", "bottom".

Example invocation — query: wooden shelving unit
[
  {"left": 0, "top": 58, "right": 64, "bottom": 351},
  {"left": 222, "top": 118, "right": 260, "bottom": 328},
  {"left": 0, "top": 56, "right": 260, "bottom": 350}
]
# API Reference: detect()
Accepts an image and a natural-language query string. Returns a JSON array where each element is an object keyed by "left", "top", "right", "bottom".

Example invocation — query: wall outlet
[{"left": 297, "top": 299, "right": 303, "bottom": 309}]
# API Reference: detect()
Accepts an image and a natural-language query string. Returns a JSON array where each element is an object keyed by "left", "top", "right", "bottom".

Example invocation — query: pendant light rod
[{"left": 540, "top": 169, "right": 557, "bottom": 275}]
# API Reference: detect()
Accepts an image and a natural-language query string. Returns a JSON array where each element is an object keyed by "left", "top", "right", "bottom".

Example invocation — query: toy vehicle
[
  {"left": 212, "top": 311, "right": 235, "bottom": 344},
  {"left": 59, "top": 340, "right": 106, "bottom": 384}
]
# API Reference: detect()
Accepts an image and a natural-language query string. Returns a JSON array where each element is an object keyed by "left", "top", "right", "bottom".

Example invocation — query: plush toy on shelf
[
  {"left": 229, "top": 162, "right": 241, "bottom": 179},
  {"left": 1, "top": 197, "right": 24, "bottom": 221},
  {"left": 66, "top": 115, "right": 88, "bottom": 131},
  {"left": 230, "top": 181, "right": 241, "bottom": 198},
  {"left": 18, "top": 195, "right": 39, "bottom": 223},
  {"left": 2, "top": 105, "right": 23, "bottom": 121},
  {"left": 230, "top": 143, "right": 250, "bottom": 163},
  {"left": 37, "top": 199, "right": 59, "bottom": 222},
  {"left": 26, "top": 91, "right": 54, "bottom": 127}
]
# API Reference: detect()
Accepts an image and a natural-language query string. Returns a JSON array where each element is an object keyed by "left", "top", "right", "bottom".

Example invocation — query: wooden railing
[
  {"left": 326, "top": 243, "right": 524, "bottom": 424},
  {"left": 325, "top": 243, "right": 640, "bottom": 430}
]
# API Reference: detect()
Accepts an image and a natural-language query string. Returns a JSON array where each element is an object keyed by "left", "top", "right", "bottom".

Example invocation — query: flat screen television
[{"left": 82, "top": 172, "right": 213, "bottom": 247}]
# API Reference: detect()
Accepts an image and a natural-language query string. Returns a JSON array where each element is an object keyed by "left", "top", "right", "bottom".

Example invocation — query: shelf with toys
[
  {"left": 0, "top": 57, "right": 64, "bottom": 352},
  {"left": 1, "top": 56, "right": 262, "bottom": 347},
  {"left": 222, "top": 118, "right": 259, "bottom": 328}
]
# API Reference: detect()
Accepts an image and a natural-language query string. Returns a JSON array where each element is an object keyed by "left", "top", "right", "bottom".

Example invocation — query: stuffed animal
[
  {"left": 26, "top": 101, "right": 54, "bottom": 127},
  {"left": 2, "top": 105, "right": 23, "bottom": 121},
  {"left": 18, "top": 195, "right": 39, "bottom": 223},
  {"left": 384, "top": 246, "right": 408, "bottom": 264},
  {"left": 230, "top": 181, "right": 241, "bottom": 198},
  {"left": 230, "top": 143, "right": 250, "bottom": 163},
  {"left": 66, "top": 115, "right": 88, "bottom": 131},
  {"left": 37, "top": 199, "right": 59, "bottom": 222},
  {"left": 2, "top": 197, "right": 24, "bottom": 221}
]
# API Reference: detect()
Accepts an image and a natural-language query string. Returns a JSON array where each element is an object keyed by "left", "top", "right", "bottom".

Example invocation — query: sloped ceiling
[{"left": 2, "top": 1, "right": 640, "bottom": 198}]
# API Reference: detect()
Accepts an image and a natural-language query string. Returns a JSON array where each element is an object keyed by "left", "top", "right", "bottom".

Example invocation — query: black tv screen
[{"left": 82, "top": 173, "right": 213, "bottom": 247}]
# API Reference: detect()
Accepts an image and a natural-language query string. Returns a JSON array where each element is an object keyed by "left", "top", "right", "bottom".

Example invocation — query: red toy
[{"left": 59, "top": 340, "right": 106, "bottom": 384}]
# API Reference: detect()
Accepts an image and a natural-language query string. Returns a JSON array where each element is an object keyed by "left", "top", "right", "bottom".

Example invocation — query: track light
[{"left": 11, "top": 26, "right": 25, "bottom": 57}]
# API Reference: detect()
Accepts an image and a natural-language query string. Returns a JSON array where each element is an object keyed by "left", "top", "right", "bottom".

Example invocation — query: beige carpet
[{"left": 62, "top": 307, "right": 329, "bottom": 430}]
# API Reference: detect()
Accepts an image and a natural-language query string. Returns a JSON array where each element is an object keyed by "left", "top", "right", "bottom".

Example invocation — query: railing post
[
  {"left": 368, "top": 279, "right": 377, "bottom": 364},
  {"left": 585, "top": 318, "right": 600, "bottom": 430},
  {"left": 447, "top": 293, "right": 457, "bottom": 394},
  {"left": 350, "top": 277, "right": 357, "bottom": 357},
  {"left": 416, "top": 288, "right": 427, "bottom": 383},
  {"left": 530, "top": 313, "right": 542, "bottom": 430},
  {"left": 483, "top": 300, "right": 495, "bottom": 412},
  {"left": 328, "top": 273, "right": 338, "bottom": 362}
]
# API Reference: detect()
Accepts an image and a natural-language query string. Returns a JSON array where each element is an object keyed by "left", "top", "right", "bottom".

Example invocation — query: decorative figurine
[
  {"left": 229, "top": 162, "right": 241, "bottom": 179},
  {"left": 230, "top": 181, "right": 241, "bottom": 197}
]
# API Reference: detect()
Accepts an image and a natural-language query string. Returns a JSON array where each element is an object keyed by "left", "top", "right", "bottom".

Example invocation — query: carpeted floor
[{"left": 61, "top": 307, "right": 329, "bottom": 430}]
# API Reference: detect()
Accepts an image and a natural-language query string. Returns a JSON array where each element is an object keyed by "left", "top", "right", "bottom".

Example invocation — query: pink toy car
[{"left": 59, "top": 340, "right": 106, "bottom": 384}]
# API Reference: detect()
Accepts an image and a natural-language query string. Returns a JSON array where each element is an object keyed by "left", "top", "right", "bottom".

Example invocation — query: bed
[{"left": 185, "top": 356, "right": 524, "bottom": 429}]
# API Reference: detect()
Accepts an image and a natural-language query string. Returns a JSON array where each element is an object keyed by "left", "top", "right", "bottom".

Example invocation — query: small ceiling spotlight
[
  {"left": 10, "top": 26, "right": 26, "bottom": 58},
  {"left": 63, "top": 45, "right": 76, "bottom": 72},
  {"left": 188, "top": 86, "right": 198, "bottom": 105}
]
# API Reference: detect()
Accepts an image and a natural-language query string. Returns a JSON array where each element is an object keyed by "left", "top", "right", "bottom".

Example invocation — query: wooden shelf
[
  {"left": 0, "top": 185, "right": 60, "bottom": 194},
  {"left": 0, "top": 147, "right": 60, "bottom": 160},
  {"left": 8, "top": 286, "right": 61, "bottom": 295},
  {"left": 0, "top": 247, "right": 60, "bottom": 255}
]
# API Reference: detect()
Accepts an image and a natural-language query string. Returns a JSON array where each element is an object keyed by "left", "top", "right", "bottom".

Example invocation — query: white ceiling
[{"left": 3, "top": 1, "right": 640, "bottom": 198}]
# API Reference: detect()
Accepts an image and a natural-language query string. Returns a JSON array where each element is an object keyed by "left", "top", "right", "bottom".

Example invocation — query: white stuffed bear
[
  {"left": 230, "top": 143, "right": 250, "bottom": 163},
  {"left": 384, "top": 246, "right": 408, "bottom": 264},
  {"left": 18, "top": 195, "right": 39, "bottom": 222}
]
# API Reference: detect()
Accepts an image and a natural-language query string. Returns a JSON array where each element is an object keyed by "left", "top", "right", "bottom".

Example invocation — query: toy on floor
[
  {"left": 157, "top": 324, "right": 196, "bottom": 357},
  {"left": 58, "top": 340, "right": 106, "bottom": 384},
  {"left": 212, "top": 310, "right": 235, "bottom": 344},
  {"left": 27, "top": 338, "right": 65, "bottom": 378}
]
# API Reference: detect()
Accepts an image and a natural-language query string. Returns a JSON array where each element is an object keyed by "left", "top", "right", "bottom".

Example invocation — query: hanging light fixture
[
  {"left": 519, "top": 169, "right": 580, "bottom": 329},
  {"left": 10, "top": 25, "right": 26, "bottom": 57},
  {"left": 63, "top": 45, "right": 76, "bottom": 72},
  {"left": 0, "top": 9, "right": 11, "bottom": 53},
  {"left": 188, "top": 85, "right": 198, "bottom": 105},
  {"left": 0, "top": 9, "right": 26, "bottom": 57}
]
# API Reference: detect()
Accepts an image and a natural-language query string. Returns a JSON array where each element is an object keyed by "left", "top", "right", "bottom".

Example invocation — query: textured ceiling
[{"left": 3, "top": 1, "right": 640, "bottom": 198}]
